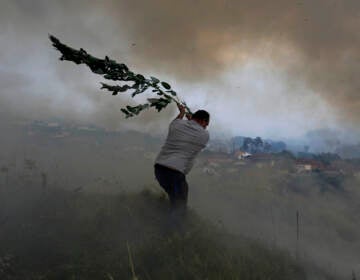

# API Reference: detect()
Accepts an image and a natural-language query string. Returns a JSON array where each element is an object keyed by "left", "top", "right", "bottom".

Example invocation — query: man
[{"left": 154, "top": 103, "right": 210, "bottom": 215}]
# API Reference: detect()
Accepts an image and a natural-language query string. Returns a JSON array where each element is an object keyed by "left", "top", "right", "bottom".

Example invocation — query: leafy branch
[{"left": 49, "top": 35, "right": 192, "bottom": 118}]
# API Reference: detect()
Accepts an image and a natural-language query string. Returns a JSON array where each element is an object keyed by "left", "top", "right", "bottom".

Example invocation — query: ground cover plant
[
  {"left": 0, "top": 183, "right": 311, "bottom": 280},
  {"left": 0, "top": 126, "right": 358, "bottom": 279}
]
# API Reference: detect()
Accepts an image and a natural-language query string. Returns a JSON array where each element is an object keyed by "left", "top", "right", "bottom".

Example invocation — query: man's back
[{"left": 155, "top": 119, "right": 209, "bottom": 174}]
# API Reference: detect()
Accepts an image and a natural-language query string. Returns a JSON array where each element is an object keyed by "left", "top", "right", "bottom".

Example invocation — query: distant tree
[
  {"left": 254, "top": 137, "right": 263, "bottom": 150},
  {"left": 242, "top": 137, "right": 253, "bottom": 153},
  {"left": 297, "top": 152, "right": 316, "bottom": 159},
  {"left": 270, "top": 141, "right": 287, "bottom": 153},
  {"left": 315, "top": 153, "right": 341, "bottom": 166},
  {"left": 263, "top": 142, "right": 272, "bottom": 152},
  {"left": 239, "top": 137, "right": 287, "bottom": 154}
]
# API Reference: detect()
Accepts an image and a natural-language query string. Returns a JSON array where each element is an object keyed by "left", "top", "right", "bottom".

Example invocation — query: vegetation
[
  {"left": 49, "top": 35, "right": 191, "bottom": 118},
  {"left": 1, "top": 125, "right": 359, "bottom": 279},
  {"left": 0, "top": 186, "right": 307, "bottom": 280}
]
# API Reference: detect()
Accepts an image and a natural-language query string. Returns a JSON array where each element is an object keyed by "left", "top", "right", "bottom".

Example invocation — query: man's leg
[
  {"left": 154, "top": 164, "right": 174, "bottom": 198},
  {"left": 168, "top": 173, "right": 188, "bottom": 232},
  {"left": 170, "top": 173, "right": 188, "bottom": 212},
  {"left": 154, "top": 165, "right": 189, "bottom": 230}
]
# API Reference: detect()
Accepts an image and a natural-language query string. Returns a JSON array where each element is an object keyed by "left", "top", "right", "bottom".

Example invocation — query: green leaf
[
  {"left": 49, "top": 35, "right": 188, "bottom": 118},
  {"left": 161, "top": 82, "right": 171, "bottom": 90},
  {"left": 131, "top": 89, "right": 141, "bottom": 97},
  {"left": 92, "top": 68, "right": 104, "bottom": 75},
  {"left": 121, "top": 108, "right": 133, "bottom": 118},
  {"left": 104, "top": 74, "right": 116, "bottom": 80},
  {"left": 150, "top": 77, "right": 160, "bottom": 84},
  {"left": 126, "top": 105, "right": 134, "bottom": 112},
  {"left": 147, "top": 98, "right": 160, "bottom": 104},
  {"left": 119, "top": 86, "right": 129, "bottom": 92},
  {"left": 136, "top": 74, "right": 145, "bottom": 81}
]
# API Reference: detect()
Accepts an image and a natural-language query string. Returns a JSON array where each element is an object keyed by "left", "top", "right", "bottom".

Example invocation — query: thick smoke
[
  {"left": 0, "top": 0, "right": 359, "bottom": 137},
  {"left": 103, "top": 0, "right": 360, "bottom": 124}
]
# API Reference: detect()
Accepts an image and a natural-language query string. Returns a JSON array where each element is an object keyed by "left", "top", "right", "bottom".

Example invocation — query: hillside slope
[{"left": 0, "top": 187, "right": 314, "bottom": 280}]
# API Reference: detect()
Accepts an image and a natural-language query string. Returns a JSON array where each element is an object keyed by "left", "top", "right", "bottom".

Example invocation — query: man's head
[{"left": 192, "top": 110, "right": 210, "bottom": 129}]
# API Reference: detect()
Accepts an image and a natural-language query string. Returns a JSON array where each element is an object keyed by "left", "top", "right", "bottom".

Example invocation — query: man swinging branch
[{"left": 154, "top": 103, "right": 210, "bottom": 216}]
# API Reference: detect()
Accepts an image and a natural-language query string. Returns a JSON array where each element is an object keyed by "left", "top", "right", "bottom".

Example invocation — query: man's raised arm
[{"left": 175, "top": 103, "right": 192, "bottom": 120}]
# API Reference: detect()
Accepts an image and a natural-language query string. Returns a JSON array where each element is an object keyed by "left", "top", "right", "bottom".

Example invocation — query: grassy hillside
[
  {"left": 0, "top": 186, "right": 312, "bottom": 280},
  {"left": 1, "top": 125, "right": 358, "bottom": 279}
]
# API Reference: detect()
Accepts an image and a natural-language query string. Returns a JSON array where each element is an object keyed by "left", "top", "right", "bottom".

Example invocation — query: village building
[
  {"left": 233, "top": 150, "right": 251, "bottom": 160},
  {"left": 246, "top": 153, "right": 277, "bottom": 168},
  {"left": 295, "top": 159, "right": 325, "bottom": 173}
]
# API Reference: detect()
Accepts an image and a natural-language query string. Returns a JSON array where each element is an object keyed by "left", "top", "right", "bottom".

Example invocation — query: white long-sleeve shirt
[{"left": 155, "top": 119, "right": 209, "bottom": 174}]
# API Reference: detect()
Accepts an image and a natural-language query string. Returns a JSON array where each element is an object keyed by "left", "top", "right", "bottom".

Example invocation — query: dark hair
[{"left": 192, "top": 110, "right": 210, "bottom": 122}]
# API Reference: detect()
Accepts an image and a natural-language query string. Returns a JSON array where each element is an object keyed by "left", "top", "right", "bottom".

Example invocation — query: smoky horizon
[{"left": 0, "top": 0, "right": 359, "bottom": 142}]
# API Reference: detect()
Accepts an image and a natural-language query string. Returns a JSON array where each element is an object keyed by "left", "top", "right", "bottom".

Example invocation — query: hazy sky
[{"left": 0, "top": 0, "right": 359, "bottom": 140}]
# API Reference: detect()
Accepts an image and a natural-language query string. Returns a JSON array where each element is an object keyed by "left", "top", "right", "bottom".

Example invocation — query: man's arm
[
  {"left": 175, "top": 103, "right": 186, "bottom": 120},
  {"left": 173, "top": 103, "right": 192, "bottom": 122}
]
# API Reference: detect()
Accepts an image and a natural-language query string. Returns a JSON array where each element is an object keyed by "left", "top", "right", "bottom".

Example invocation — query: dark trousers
[{"left": 154, "top": 164, "right": 188, "bottom": 213}]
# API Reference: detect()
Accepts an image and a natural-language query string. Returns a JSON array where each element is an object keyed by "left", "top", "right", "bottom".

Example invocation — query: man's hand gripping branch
[{"left": 175, "top": 103, "right": 192, "bottom": 120}]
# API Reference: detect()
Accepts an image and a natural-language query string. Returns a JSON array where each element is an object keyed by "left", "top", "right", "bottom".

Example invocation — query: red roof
[
  {"left": 296, "top": 159, "right": 325, "bottom": 170},
  {"left": 249, "top": 153, "right": 274, "bottom": 160}
]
